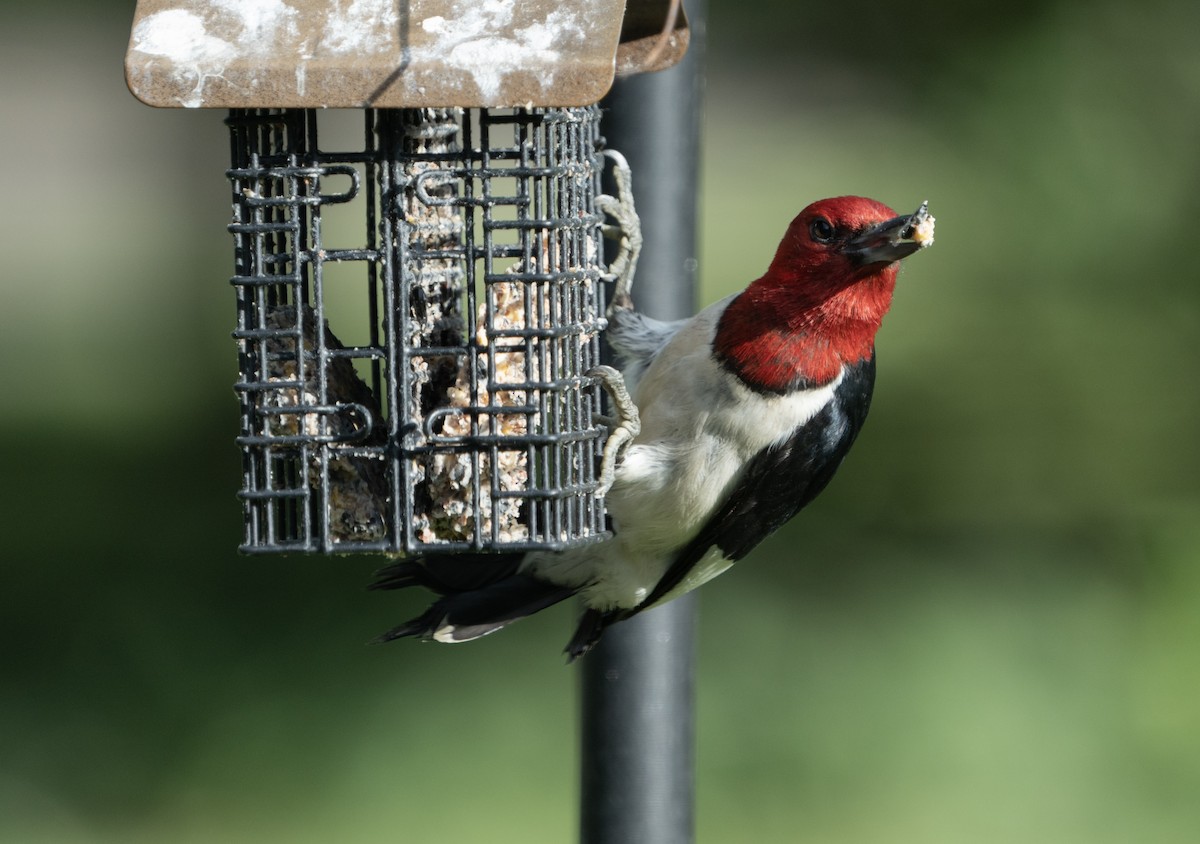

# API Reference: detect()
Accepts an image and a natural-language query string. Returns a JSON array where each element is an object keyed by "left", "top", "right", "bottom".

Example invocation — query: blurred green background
[{"left": 2, "top": 1, "right": 1198, "bottom": 842}]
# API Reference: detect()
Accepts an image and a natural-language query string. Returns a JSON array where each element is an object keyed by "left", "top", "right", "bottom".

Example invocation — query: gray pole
[{"left": 579, "top": 4, "right": 705, "bottom": 844}]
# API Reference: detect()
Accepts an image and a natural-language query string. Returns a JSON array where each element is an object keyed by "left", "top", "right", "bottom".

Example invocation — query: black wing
[{"left": 637, "top": 354, "right": 877, "bottom": 610}]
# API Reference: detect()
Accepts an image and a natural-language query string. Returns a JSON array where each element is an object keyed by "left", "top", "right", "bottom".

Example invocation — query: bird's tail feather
[
  {"left": 370, "top": 552, "right": 523, "bottom": 595},
  {"left": 371, "top": 555, "right": 575, "bottom": 644}
]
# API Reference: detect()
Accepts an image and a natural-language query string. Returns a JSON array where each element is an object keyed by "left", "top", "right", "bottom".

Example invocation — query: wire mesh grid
[{"left": 227, "top": 106, "right": 611, "bottom": 555}]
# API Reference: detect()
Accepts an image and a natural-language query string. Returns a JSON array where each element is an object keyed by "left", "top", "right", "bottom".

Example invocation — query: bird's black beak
[{"left": 845, "top": 201, "right": 935, "bottom": 267}]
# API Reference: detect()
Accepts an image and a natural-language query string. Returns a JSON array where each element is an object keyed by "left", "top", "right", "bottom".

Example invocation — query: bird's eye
[{"left": 809, "top": 218, "right": 835, "bottom": 243}]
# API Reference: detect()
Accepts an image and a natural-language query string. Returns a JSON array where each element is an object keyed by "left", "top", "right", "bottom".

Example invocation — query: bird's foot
[
  {"left": 597, "top": 149, "right": 641, "bottom": 314},
  {"left": 588, "top": 364, "right": 641, "bottom": 498}
]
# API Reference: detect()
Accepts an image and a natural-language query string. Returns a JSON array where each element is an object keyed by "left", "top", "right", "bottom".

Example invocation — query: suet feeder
[{"left": 124, "top": 1, "right": 689, "bottom": 556}]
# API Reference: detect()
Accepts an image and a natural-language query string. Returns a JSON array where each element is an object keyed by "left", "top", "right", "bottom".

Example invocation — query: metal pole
[{"left": 579, "top": 4, "right": 705, "bottom": 843}]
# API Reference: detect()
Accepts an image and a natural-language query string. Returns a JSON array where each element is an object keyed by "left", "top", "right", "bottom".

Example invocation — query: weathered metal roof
[{"left": 125, "top": 0, "right": 689, "bottom": 109}]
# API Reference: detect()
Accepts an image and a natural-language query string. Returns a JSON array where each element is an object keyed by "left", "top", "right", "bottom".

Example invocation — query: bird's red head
[
  {"left": 715, "top": 196, "right": 933, "bottom": 392},
  {"left": 767, "top": 196, "right": 931, "bottom": 310}
]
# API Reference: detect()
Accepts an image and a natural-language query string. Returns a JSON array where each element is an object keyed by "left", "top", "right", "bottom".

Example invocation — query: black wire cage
[
  {"left": 227, "top": 106, "right": 613, "bottom": 555},
  {"left": 126, "top": 0, "right": 690, "bottom": 559}
]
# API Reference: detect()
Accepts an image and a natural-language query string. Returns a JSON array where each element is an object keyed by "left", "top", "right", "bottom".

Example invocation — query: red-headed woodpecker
[{"left": 373, "top": 195, "right": 934, "bottom": 659}]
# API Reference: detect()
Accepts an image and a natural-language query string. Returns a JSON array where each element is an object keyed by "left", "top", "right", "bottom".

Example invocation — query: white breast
[{"left": 528, "top": 296, "right": 842, "bottom": 610}]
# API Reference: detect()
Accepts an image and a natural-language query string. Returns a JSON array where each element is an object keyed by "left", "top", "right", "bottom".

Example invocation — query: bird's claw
[
  {"left": 590, "top": 151, "right": 642, "bottom": 497},
  {"left": 588, "top": 364, "right": 640, "bottom": 498},
  {"left": 597, "top": 149, "right": 641, "bottom": 315}
]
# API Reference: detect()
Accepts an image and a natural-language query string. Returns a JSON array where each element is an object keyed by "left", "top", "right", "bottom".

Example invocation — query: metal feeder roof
[{"left": 125, "top": 0, "right": 690, "bottom": 109}]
